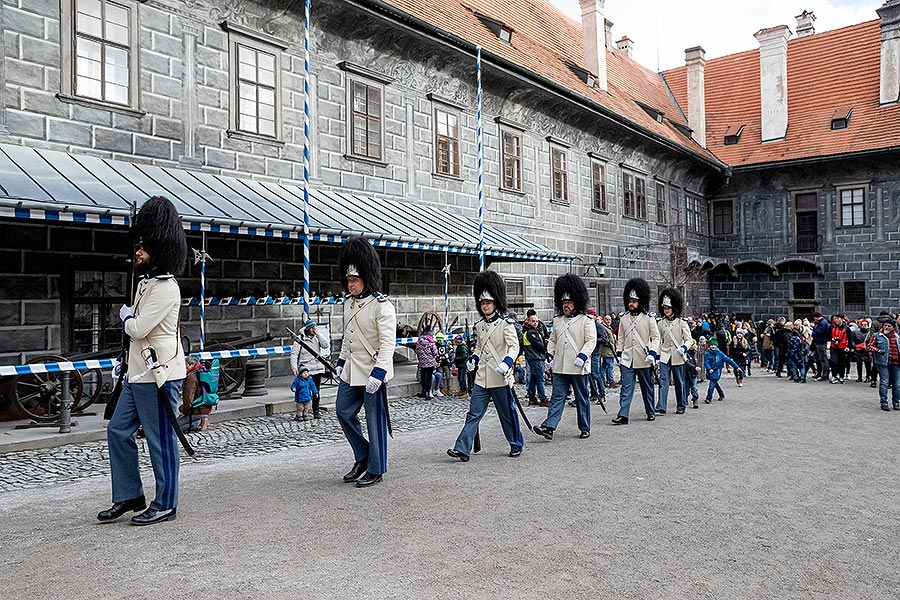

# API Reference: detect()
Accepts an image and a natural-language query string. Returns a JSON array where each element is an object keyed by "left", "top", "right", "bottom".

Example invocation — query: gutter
[
  {"left": 346, "top": 0, "right": 726, "bottom": 174},
  {"left": 731, "top": 145, "right": 900, "bottom": 172}
]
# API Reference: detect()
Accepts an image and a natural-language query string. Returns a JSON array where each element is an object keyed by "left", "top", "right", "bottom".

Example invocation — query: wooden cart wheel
[
  {"left": 13, "top": 355, "right": 85, "bottom": 423},
  {"left": 417, "top": 311, "right": 444, "bottom": 336},
  {"left": 205, "top": 343, "right": 245, "bottom": 398}
]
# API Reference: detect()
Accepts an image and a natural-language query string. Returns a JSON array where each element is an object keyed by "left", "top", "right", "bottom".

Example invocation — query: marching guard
[
  {"left": 447, "top": 271, "right": 524, "bottom": 462},
  {"left": 655, "top": 288, "right": 693, "bottom": 415},
  {"left": 99, "top": 196, "right": 187, "bottom": 525},
  {"left": 612, "top": 278, "right": 660, "bottom": 425},
  {"left": 533, "top": 274, "right": 597, "bottom": 440},
  {"left": 335, "top": 237, "right": 397, "bottom": 488}
]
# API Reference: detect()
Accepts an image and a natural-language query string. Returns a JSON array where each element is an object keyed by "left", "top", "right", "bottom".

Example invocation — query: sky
[{"left": 549, "top": 0, "right": 881, "bottom": 71}]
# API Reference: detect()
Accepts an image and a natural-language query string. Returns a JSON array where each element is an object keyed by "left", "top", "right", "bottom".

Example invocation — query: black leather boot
[
  {"left": 355, "top": 472, "right": 383, "bottom": 488},
  {"left": 342, "top": 459, "right": 368, "bottom": 483},
  {"left": 97, "top": 495, "right": 147, "bottom": 523}
]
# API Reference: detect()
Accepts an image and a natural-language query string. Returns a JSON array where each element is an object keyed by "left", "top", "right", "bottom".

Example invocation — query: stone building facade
[{"left": 0, "top": 0, "right": 725, "bottom": 377}]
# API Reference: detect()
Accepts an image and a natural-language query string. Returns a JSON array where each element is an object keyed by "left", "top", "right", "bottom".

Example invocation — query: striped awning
[{"left": 0, "top": 144, "right": 572, "bottom": 262}]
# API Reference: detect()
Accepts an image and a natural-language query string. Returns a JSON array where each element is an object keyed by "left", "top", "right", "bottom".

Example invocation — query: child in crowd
[
  {"left": 684, "top": 340, "right": 702, "bottom": 409},
  {"left": 697, "top": 336, "right": 709, "bottom": 382},
  {"left": 729, "top": 330, "right": 750, "bottom": 387},
  {"left": 514, "top": 355, "right": 526, "bottom": 384},
  {"left": 290, "top": 365, "right": 318, "bottom": 421},
  {"left": 704, "top": 340, "right": 742, "bottom": 403},
  {"left": 787, "top": 321, "right": 810, "bottom": 383}
]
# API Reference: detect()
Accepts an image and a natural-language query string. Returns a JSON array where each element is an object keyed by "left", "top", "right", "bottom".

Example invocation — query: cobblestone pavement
[{"left": 0, "top": 391, "right": 498, "bottom": 493}]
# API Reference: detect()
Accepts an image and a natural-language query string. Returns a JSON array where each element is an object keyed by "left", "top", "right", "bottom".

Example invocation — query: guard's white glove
[
  {"left": 466, "top": 359, "right": 477, "bottom": 372},
  {"left": 677, "top": 345, "right": 688, "bottom": 356},
  {"left": 112, "top": 358, "right": 122, "bottom": 379},
  {"left": 646, "top": 354, "right": 657, "bottom": 367},
  {"left": 335, "top": 365, "right": 343, "bottom": 379},
  {"left": 574, "top": 357, "right": 586, "bottom": 369},
  {"left": 495, "top": 362, "right": 510, "bottom": 375},
  {"left": 365, "top": 376, "right": 382, "bottom": 395},
  {"left": 119, "top": 304, "right": 134, "bottom": 322}
]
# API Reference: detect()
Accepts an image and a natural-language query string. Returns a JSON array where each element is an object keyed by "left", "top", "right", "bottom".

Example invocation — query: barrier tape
[{"left": 0, "top": 334, "right": 473, "bottom": 376}]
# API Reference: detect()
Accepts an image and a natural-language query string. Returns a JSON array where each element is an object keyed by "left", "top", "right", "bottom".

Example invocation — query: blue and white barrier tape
[{"left": 0, "top": 334, "right": 473, "bottom": 376}]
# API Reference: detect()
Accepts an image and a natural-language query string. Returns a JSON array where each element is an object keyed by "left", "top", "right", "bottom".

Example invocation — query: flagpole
[
  {"left": 476, "top": 45, "right": 485, "bottom": 273},
  {"left": 302, "top": 0, "right": 312, "bottom": 319}
]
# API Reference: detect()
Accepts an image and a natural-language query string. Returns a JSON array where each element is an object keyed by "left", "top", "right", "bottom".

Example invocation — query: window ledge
[
  {"left": 344, "top": 154, "right": 388, "bottom": 168},
  {"left": 835, "top": 224, "right": 869, "bottom": 230},
  {"left": 622, "top": 214, "right": 648, "bottom": 223},
  {"left": 226, "top": 130, "right": 285, "bottom": 147},
  {"left": 432, "top": 172, "right": 464, "bottom": 182},
  {"left": 549, "top": 198, "right": 570, "bottom": 207},
  {"left": 57, "top": 94, "right": 145, "bottom": 118},
  {"left": 590, "top": 208, "right": 609, "bottom": 215},
  {"left": 498, "top": 186, "right": 525, "bottom": 196}
]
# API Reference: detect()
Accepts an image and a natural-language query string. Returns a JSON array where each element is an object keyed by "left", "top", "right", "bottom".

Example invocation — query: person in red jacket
[{"left": 830, "top": 314, "right": 851, "bottom": 384}]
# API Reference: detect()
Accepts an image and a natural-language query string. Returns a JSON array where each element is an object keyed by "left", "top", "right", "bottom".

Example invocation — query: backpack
[{"left": 192, "top": 359, "right": 220, "bottom": 409}]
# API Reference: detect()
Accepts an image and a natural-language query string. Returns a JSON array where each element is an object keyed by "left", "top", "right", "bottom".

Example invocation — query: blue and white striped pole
[
  {"left": 302, "top": 0, "right": 312, "bottom": 319},
  {"left": 442, "top": 256, "right": 450, "bottom": 333},
  {"left": 476, "top": 45, "right": 485, "bottom": 273},
  {"left": 200, "top": 232, "right": 206, "bottom": 350}
]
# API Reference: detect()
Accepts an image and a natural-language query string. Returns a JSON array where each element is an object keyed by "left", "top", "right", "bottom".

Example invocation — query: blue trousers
[
  {"left": 590, "top": 354, "right": 605, "bottom": 397},
  {"left": 526, "top": 359, "right": 547, "bottom": 401},
  {"left": 541, "top": 373, "right": 590, "bottom": 433},
  {"left": 617, "top": 366, "right": 654, "bottom": 419},
  {"left": 706, "top": 379, "right": 725, "bottom": 399},
  {"left": 336, "top": 381, "right": 389, "bottom": 475},
  {"left": 601, "top": 357, "right": 616, "bottom": 386},
  {"left": 686, "top": 375, "right": 699, "bottom": 400},
  {"left": 657, "top": 361, "right": 686, "bottom": 411},
  {"left": 453, "top": 384, "right": 523, "bottom": 456},
  {"left": 877, "top": 364, "right": 900, "bottom": 408},
  {"left": 107, "top": 380, "right": 183, "bottom": 511},
  {"left": 457, "top": 368, "right": 468, "bottom": 393}
]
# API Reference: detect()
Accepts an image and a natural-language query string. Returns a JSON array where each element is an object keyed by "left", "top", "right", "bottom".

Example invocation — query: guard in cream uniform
[
  {"left": 335, "top": 237, "right": 397, "bottom": 488},
  {"left": 533, "top": 274, "right": 597, "bottom": 440},
  {"left": 100, "top": 196, "right": 187, "bottom": 526},
  {"left": 655, "top": 287, "right": 693, "bottom": 415},
  {"left": 447, "top": 271, "right": 523, "bottom": 461},
  {"left": 612, "top": 277, "right": 661, "bottom": 425}
]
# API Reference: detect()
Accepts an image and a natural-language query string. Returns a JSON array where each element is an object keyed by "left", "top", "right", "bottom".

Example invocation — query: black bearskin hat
[
  {"left": 339, "top": 236, "right": 382, "bottom": 294},
  {"left": 133, "top": 196, "right": 187, "bottom": 275},
  {"left": 473, "top": 270, "right": 508, "bottom": 316},
  {"left": 658, "top": 287, "right": 684, "bottom": 317},
  {"left": 553, "top": 273, "right": 589, "bottom": 316},
  {"left": 623, "top": 277, "right": 651, "bottom": 313}
]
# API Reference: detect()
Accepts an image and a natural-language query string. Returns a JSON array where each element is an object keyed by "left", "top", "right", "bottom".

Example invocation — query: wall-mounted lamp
[{"left": 584, "top": 252, "right": 607, "bottom": 278}]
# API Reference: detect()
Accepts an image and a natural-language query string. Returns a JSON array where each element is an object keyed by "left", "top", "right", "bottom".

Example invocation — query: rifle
[
  {"left": 104, "top": 201, "right": 138, "bottom": 420},
  {"left": 284, "top": 326, "right": 337, "bottom": 376}
]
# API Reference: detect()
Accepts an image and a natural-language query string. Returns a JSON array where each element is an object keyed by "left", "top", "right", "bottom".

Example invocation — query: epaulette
[{"left": 374, "top": 292, "right": 390, "bottom": 302}]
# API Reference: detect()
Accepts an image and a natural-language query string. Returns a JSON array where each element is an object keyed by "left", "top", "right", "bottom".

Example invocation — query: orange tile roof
[
  {"left": 663, "top": 20, "right": 900, "bottom": 167},
  {"left": 372, "top": 0, "right": 722, "bottom": 166}
]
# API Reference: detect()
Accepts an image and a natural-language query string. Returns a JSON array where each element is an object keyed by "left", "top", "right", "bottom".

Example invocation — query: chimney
[
  {"left": 795, "top": 10, "right": 816, "bottom": 37},
  {"left": 616, "top": 36, "right": 634, "bottom": 57},
  {"left": 579, "top": 0, "right": 608, "bottom": 91},
  {"left": 754, "top": 25, "right": 791, "bottom": 142},
  {"left": 878, "top": 0, "right": 900, "bottom": 105},
  {"left": 605, "top": 19, "right": 614, "bottom": 53},
  {"left": 685, "top": 46, "right": 706, "bottom": 147}
]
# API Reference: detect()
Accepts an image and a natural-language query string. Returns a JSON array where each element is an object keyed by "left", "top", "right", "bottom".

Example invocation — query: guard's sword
[{"left": 284, "top": 326, "right": 338, "bottom": 376}]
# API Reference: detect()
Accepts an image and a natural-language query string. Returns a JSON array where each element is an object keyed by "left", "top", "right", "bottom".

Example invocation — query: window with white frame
[
  {"left": 686, "top": 194, "right": 702, "bottom": 233},
  {"left": 591, "top": 160, "right": 606, "bottom": 211},
  {"left": 349, "top": 79, "right": 384, "bottom": 161},
  {"left": 435, "top": 107, "right": 460, "bottom": 177},
  {"left": 501, "top": 129, "right": 522, "bottom": 191},
  {"left": 839, "top": 187, "right": 865, "bottom": 227},
  {"left": 64, "top": 0, "right": 139, "bottom": 107},
  {"left": 225, "top": 24, "right": 285, "bottom": 141},
  {"left": 551, "top": 147, "right": 568, "bottom": 202}
]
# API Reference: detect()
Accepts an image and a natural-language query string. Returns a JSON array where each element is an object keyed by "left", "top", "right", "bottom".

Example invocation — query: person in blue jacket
[{"left": 703, "top": 339, "right": 742, "bottom": 403}]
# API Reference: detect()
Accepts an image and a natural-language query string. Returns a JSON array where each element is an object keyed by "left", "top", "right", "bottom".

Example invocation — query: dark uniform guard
[
  {"left": 612, "top": 278, "right": 660, "bottom": 425},
  {"left": 335, "top": 237, "right": 397, "bottom": 488},
  {"left": 447, "top": 271, "right": 523, "bottom": 462},
  {"left": 533, "top": 274, "right": 597, "bottom": 440},
  {"left": 655, "top": 287, "right": 693, "bottom": 415},
  {"left": 99, "top": 196, "right": 187, "bottom": 525}
]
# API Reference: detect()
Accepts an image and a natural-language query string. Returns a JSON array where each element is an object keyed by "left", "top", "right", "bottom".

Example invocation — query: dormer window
[
  {"left": 831, "top": 108, "right": 852, "bottom": 130},
  {"left": 474, "top": 12, "right": 513, "bottom": 45},
  {"left": 635, "top": 100, "right": 664, "bottom": 124},
  {"left": 563, "top": 60, "right": 597, "bottom": 89},
  {"left": 724, "top": 125, "right": 744, "bottom": 146}
]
